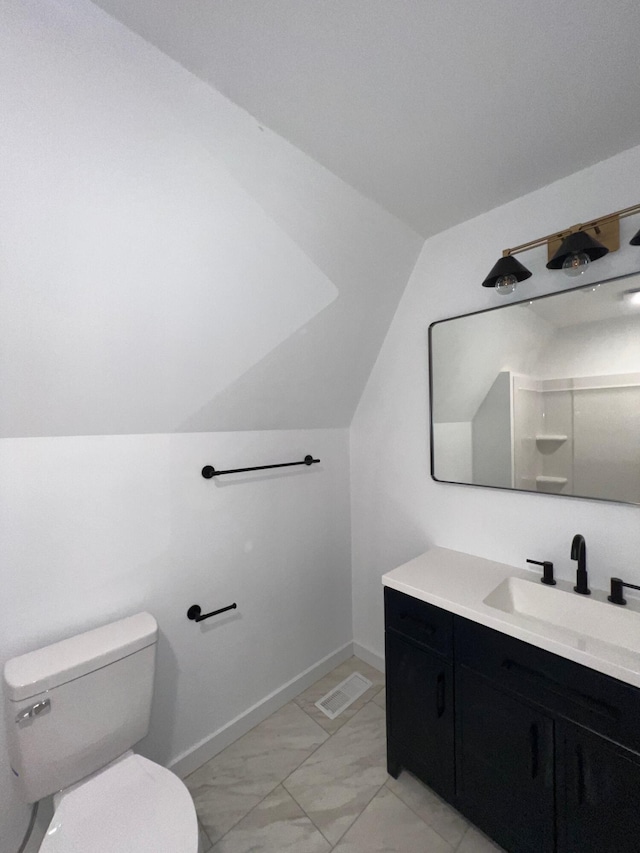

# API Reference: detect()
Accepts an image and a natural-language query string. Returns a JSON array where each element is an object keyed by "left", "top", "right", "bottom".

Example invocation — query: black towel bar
[{"left": 201, "top": 454, "right": 319, "bottom": 479}]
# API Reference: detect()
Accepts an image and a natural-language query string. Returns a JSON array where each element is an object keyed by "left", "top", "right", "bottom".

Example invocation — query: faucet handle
[
  {"left": 527, "top": 559, "right": 556, "bottom": 586},
  {"left": 608, "top": 578, "right": 627, "bottom": 606},
  {"left": 608, "top": 578, "right": 640, "bottom": 606}
]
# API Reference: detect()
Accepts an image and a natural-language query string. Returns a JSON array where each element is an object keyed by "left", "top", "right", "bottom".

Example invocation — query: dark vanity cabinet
[
  {"left": 456, "top": 666, "right": 555, "bottom": 853},
  {"left": 384, "top": 587, "right": 454, "bottom": 801},
  {"left": 385, "top": 587, "right": 640, "bottom": 853},
  {"left": 558, "top": 723, "right": 640, "bottom": 853}
]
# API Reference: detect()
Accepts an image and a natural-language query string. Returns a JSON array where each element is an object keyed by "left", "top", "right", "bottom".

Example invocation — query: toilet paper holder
[{"left": 187, "top": 602, "right": 237, "bottom": 623}]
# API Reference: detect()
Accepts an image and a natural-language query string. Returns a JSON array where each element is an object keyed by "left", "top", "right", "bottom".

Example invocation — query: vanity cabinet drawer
[
  {"left": 384, "top": 587, "right": 453, "bottom": 657},
  {"left": 455, "top": 617, "right": 640, "bottom": 754}
]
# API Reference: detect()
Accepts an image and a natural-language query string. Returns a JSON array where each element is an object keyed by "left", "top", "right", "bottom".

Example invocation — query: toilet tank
[{"left": 3, "top": 612, "right": 158, "bottom": 803}]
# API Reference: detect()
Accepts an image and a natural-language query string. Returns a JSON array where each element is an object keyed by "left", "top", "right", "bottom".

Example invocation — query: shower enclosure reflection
[{"left": 429, "top": 273, "right": 640, "bottom": 505}]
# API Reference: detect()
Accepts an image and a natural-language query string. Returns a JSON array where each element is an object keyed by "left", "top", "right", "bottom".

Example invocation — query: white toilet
[{"left": 3, "top": 612, "right": 199, "bottom": 852}]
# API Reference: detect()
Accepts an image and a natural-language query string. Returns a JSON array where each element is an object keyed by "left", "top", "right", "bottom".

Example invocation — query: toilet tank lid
[{"left": 4, "top": 612, "right": 157, "bottom": 702}]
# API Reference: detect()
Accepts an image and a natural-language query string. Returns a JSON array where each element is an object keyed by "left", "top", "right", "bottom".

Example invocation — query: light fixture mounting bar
[
  {"left": 502, "top": 202, "right": 640, "bottom": 260},
  {"left": 547, "top": 217, "right": 619, "bottom": 261}
]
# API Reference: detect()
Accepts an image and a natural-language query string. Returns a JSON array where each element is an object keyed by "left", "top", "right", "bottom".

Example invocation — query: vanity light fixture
[
  {"left": 483, "top": 202, "right": 640, "bottom": 295},
  {"left": 546, "top": 230, "right": 608, "bottom": 277},
  {"left": 481, "top": 254, "right": 532, "bottom": 295}
]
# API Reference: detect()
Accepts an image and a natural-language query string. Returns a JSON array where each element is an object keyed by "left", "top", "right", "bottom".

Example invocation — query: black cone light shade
[
  {"left": 546, "top": 230, "right": 608, "bottom": 269},
  {"left": 630, "top": 229, "right": 640, "bottom": 246},
  {"left": 482, "top": 254, "right": 532, "bottom": 288}
]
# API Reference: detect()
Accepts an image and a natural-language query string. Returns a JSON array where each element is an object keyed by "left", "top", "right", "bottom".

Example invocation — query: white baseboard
[
  {"left": 352, "top": 641, "right": 385, "bottom": 674},
  {"left": 170, "top": 641, "right": 353, "bottom": 779}
]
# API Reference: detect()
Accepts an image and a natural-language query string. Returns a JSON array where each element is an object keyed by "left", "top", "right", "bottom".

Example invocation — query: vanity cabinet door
[
  {"left": 456, "top": 666, "right": 555, "bottom": 853},
  {"left": 559, "top": 723, "right": 640, "bottom": 853},
  {"left": 385, "top": 630, "right": 454, "bottom": 801}
]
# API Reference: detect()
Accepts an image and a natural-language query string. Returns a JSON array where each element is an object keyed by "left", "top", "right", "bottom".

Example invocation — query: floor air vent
[{"left": 315, "top": 672, "right": 373, "bottom": 720}]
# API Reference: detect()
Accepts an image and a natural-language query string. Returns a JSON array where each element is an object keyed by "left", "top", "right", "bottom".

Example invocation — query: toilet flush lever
[{"left": 16, "top": 698, "right": 50, "bottom": 724}]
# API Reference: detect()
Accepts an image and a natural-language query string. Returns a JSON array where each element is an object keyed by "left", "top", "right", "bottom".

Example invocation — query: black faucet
[{"left": 571, "top": 534, "right": 590, "bottom": 595}]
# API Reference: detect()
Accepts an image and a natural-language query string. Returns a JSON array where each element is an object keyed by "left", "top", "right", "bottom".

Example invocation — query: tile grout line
[
  {"left": 454, "top": 827, "right": 465, "bottom": 852},
  {"left": 198, "top": 818, "right": 214, "bottom": 853},
  {"left": 201, "top": 699, "right": 332, "bottom": 848},
  {"left": 206, "top": 776, "right": 296, "bottom": 851},
  {"left": 196, "top": 673, "right": 385, "bottom": 851},
  {"left": 382, "top": 786, "right": 457, "bottom": 852},
  {"left": 383, "top": 776, "right": 466, "bottom": 850},
  {"left": 290, "top": 691, "right": 390, "bottom": 850},
  {"left": 330, "top": 776, "right": 390, "bottom": 850},
  {"left": 284, "top": 691, "right": 388, "bottom": 848},
  {"left": 205, "top": 744, "right": 326, "bottom": 851},
  {"left": 280, "top": 783, "right": 334, "bottom": 847},
  {"left": 281, "top": 695, "right": 371, "bottom": 845},
  {"left": 204, "top": 697, "right": 352, "bottom": 849},
  {"left": 196, "top": 668, "right": 495, "bottom": 852}
]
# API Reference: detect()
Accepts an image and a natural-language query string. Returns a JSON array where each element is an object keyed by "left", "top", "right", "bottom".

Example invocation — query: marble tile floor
[{"left": 188, "top": 656, "right": 505, "bottom": 853}]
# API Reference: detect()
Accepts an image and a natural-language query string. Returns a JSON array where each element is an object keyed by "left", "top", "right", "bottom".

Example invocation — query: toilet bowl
[
  {"left": 3, "top": 612, "right": 198, "bottom": 853},
  {"left": 40, "top": 752, "right": 197, "bottom": 853}
]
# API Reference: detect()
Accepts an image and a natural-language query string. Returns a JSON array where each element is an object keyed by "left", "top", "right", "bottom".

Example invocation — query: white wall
[
  {"left": 351, "top": 144, "right": 640, "bottom": 661},
  {"left": 573, "top": 387, "right": 640, "bottom": 503},
  {"left": 0, "top": 430, "right": 352, "bottom": 851},
  {"left": 471, "top": 372, "right": 512, "bottom": 488},
  {"left": 0, "top": 1, "right": 419, "bottom": 848},
  {"left": 536, "top": 315, "right": 640, "bottom": 379},
  {"left": 432, "top": 423, "right": 472, "bottom": 483},
  {"left": 0, "top": 0, "right": 421, "bottom": 439},
  {"left": 431, "top": 306, "right": 552, "bottom": 423}
]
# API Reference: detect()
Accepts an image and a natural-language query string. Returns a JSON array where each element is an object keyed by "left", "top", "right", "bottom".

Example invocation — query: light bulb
[
  {"left": 495, "top": 274, "right": 517, "bottom": 295},
  {"left": 562, "top": 252, "right": 590, "bottom": 277}
]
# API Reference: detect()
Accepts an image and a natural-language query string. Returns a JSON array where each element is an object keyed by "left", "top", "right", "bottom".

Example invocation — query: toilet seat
[{"left": 40, "top": 752, "right": 198, "bottom": 853}]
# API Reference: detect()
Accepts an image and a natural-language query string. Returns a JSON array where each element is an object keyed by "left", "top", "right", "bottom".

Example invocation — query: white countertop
[{"left": 382, "top": 547, "right": 640, "bottom": 689}]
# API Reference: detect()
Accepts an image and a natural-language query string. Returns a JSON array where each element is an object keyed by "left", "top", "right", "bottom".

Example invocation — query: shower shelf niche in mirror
[{"left": 428, "top": 272, "right": 640, "bottom": 505}]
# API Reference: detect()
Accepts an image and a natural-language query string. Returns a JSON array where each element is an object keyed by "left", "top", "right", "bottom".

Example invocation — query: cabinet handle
[
  {"left": 436, "top": 671, "right": 446, "bottom": 718},
  {"left": 576, "top": 744, "right": 586, "bottom": 805},
  {"left": 529, "top": 723, "right": 539, "bottom": 780},
  {"left": 501, "top": 658, "right": 618, "bottom": 721}
]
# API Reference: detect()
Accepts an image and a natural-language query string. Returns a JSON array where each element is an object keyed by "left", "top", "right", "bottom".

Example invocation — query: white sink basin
[{"left": 483, "top": 576, "right": 640, "bottom": 655}]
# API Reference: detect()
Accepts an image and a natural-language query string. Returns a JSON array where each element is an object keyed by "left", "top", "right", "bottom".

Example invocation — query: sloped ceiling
[
  {"left": 89, "top": 0, "right": 640, "bottom": 237},
  {"left": 0, "top": 0, "right": 422, "bottom": 437}
]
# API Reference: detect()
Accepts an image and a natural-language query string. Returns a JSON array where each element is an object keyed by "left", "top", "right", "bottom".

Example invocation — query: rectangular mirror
[{"left": 429, "top": 272, "right": 640, "bottom": 505}]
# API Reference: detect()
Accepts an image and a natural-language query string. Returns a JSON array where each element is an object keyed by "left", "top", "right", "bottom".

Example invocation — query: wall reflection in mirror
[{"left": 429, "top": 273, "right": 640, "bottom": 505}]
